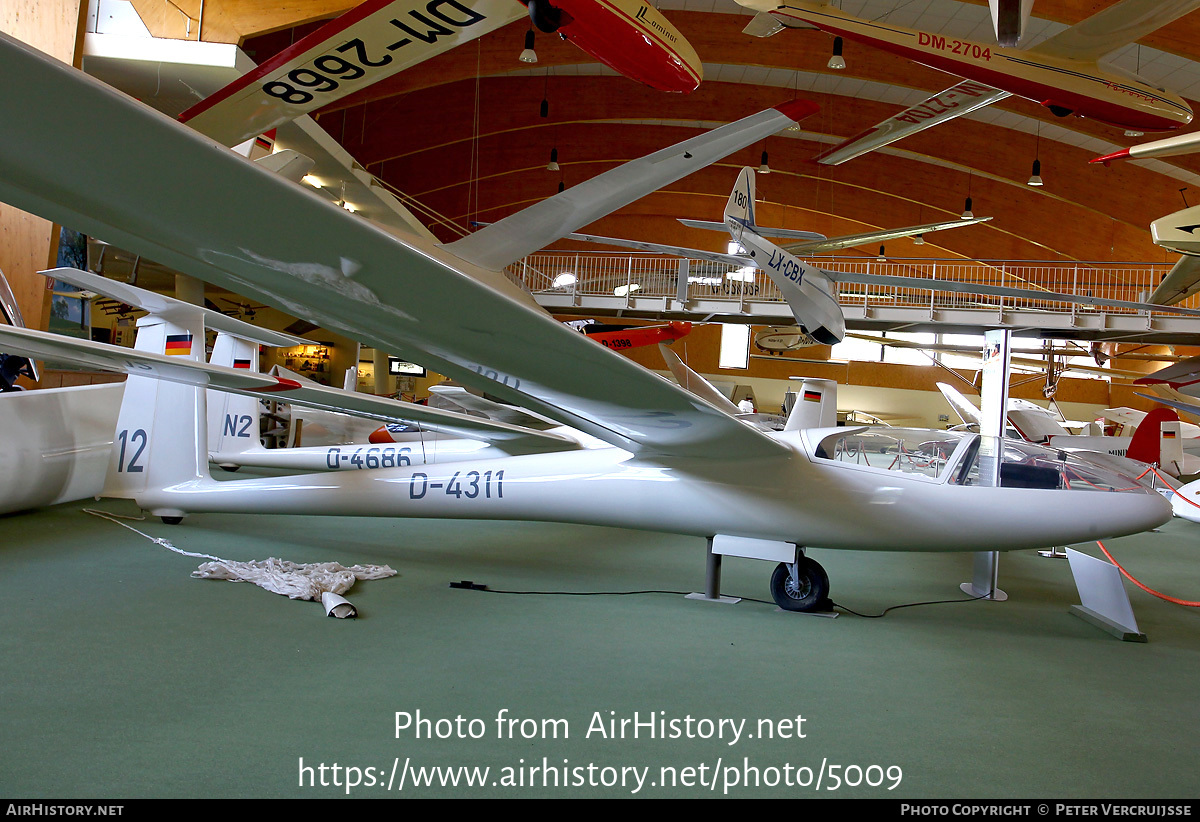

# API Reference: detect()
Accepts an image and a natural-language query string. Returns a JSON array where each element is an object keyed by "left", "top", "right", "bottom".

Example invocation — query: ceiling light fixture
[
  {"left": 547, "top": 147, "right": 560, "bottom": 172},
  {"left": 758, "top": 150, "right": 770, "bottom": 174},
  {"left": 913, "top": 234, "right": 925, "bottom": 245},
  {"left": 828, "top": 36, "right": 846, "bottom": 70},
  {"left": 1027, "top": 158, "right": 1044, "bottom": 186},
  {"left": 1028, "top": 124, "right": 1043, "bottom": 186},
  {"left": 961, "top": 196, "right": 974, "bottom": 220},
  {"left": 520, "top": 29, "right": 537, "bottom": 63}
]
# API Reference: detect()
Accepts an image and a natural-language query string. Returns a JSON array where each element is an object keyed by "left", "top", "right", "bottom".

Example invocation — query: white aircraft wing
[
  {"left": 427, "top": 384, "right": 558, "bottom": 430},
  {"left": 658, "top": 343, "right": 743, "bottom": 417},
  {"left": 1149, "top": 254, "right": 1200, "bottom": 306},
  {"left": 784, "top": 216, "right": 992, "bottom": 254},
  {"left": 444, "top": 100, "right": 819, "bottom": 271},
  {"left": 179, "top": 0, "right": 523, "bottom": 147},
  {"left": 935, "top": 382, "right": 982, "bottom": 427},
  {"left": 1134, "top": 354, "right": 1200, "bottom": 389},
  {"left": 0, "top": 323, "right": 578, "bottom": 451},
  {"left": 1134, "top": 392, "right": 1200, "bottom": 422},
  {"left": 565, "top": 232, "right": 751, "bottom": 267},
  {"left": 0, "top": 33, "right": 787, "bottom": 462},
  {"left": 1103, "top": 407, "right": 1148, "bottom": 427},
  {"left": 813, "top": 80, "right": 1010, "bottom": 166},
  {"left": 1030, "top": 0, "right": 1200, "bottom": 61},
  {"left": 42, "top": 267, "right": 311, "bottom": 348},
  {"left": 831, "top": 270, "right": 1200, "bottom": 317},
  {"left": 677, "top": 219, "right": 825, "bottom": 242}
]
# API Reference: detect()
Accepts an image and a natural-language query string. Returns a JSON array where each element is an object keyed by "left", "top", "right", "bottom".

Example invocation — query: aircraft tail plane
[
  {"left": 101, "top": 313, "right": 212, "bottom": 513},
  {"left": 1126, "top": 407, "right": 1183, "bottom": 474},
  {"left": 785, "top": 378, "right": 837, "bottom": 431},
  {"left": 723, "top": 166, "right": 756, "bottom": 238},
  {"left": 207, "top": 333, "right": 267, "bottom": 468}
]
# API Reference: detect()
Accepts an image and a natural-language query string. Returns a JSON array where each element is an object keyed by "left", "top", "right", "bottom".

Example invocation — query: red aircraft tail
[{"left": 1126, "top": 407, "right": 1180, "bottom": 466}]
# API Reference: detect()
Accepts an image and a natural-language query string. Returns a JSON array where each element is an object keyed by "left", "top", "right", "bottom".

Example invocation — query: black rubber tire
[
  {"left": 770, "top": 558, "right": 830, "bottom": 612},
  {"left": 160, "top": 516, "right": 184, "bottom": 525}
]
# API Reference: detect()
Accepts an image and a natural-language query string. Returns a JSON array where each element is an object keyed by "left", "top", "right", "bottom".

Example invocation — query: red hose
[{"left": 1095, "top": 540, "right": 1200, "bottom": 607}]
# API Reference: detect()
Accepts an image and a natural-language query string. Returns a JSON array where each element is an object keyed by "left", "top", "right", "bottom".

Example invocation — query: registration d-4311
[{"left": 409, "top": 469, "right": 504, "bottom": 499}]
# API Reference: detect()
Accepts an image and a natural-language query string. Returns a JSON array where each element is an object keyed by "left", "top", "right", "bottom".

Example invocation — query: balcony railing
[{"left": 506, "top": 252, "right": 1183, "bottom": 317}]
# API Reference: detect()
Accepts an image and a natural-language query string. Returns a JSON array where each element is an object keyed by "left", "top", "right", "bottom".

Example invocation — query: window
[{"left": 718, "top": 323, "right": 750, "bottom": 369}]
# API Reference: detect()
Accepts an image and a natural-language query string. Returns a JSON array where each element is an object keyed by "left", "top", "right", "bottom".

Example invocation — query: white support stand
[
  {"left": 1065, "top": 548, "right": 1147, "bottom": 642},
  {"left": 962, "top": 328, "right": 1010, "bottom": 601}
]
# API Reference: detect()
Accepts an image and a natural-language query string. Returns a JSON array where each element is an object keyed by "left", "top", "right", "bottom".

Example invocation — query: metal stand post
[{"left": 686, "top": 537, "right": 741, "bottom": 604}]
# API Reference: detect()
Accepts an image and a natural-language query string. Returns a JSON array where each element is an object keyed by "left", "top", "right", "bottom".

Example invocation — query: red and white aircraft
[
  {"left": 737, "top": 0, "right": 1199, "bottom": 165},
  {"left": 180, "top": 0, "right": 703, "bottom": 148}
]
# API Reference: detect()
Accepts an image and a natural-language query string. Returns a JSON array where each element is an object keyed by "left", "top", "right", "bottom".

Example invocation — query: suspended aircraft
[
  {"left": 0, "top": 33, "right": 1173, "bottom": 612},
  {"left": 754, "top": 326, "right": 823, "bottom": 354},
  {"left": 555, "top": 167, "right": 1200, "bottom": 347},
  {"left": 179, "top": 0, "right": 703, "bottom": 148},
  {"left": 735, "top": 0, "right": 1199, "bottom": 165}
]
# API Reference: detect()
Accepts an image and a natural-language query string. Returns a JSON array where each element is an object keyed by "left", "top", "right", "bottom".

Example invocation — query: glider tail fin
[
  {"left": 723, "top": 167, "right": 757, "bottom": 238},
  {"left": 785, "top": 378, "right": 838, "bottom": 431},
  {"left": 102, "top": 313, "right": 211, "bottom": 510},
  {"left": 1126, "top": 407, "right": 1181, "bottom": 473},
  {"left": 207, "top": 333, "right": 264, "bottom": 467}
]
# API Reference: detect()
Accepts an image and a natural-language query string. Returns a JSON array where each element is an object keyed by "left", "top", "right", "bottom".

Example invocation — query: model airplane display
[
  {"left": 180, "top": 0, "right": 703, "bottom": 147},
  {"left": 736, "top": 0, "right": 1199, "bottom": 164},
  {"left": 0, "top": 33, "right": 1173, "bottom": 612}
]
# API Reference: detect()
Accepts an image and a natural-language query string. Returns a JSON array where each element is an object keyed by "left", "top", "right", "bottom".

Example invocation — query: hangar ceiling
[{"left": 129, "top": 0, "right": 1199, "bottom": 271}]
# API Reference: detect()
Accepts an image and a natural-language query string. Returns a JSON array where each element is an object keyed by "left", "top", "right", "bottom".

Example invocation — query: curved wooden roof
[{"left": 151, "top": 1, "right": 1200, "bottom": 263}]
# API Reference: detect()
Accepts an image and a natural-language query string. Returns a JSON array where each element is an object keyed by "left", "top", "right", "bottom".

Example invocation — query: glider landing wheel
[
  {"left": 160, "top": 516, "right": 184, "bottom": 525},
  {"left": 770, "top": 558, "right": 830, "bottom": 612}
]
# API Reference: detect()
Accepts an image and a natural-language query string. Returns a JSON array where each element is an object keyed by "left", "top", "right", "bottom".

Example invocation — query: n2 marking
[
  {"left": 117, "top": 429, "right": 147, "bottom": 473},
  {"left": 223, "top": 414, "right": 254, "bottom": 438}
]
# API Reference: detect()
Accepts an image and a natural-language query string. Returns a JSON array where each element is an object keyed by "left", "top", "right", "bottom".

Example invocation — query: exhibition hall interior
[{"left": 4, "top": 0, "right": 1200, "bottom": 800}]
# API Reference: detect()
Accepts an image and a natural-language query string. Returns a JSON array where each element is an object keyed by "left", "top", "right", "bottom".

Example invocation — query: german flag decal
[
  {"left": 1164, "top": 430, "right": 1178, "bottom": 439},
  {"left": 164, "top": 334, "right": 193, "bottom": 356},
  {"left": 803, "top": 390, "right": 822, "bottom": 403},
  {"left": 233, "top": 358, "right": 252, "bottom": 369}
]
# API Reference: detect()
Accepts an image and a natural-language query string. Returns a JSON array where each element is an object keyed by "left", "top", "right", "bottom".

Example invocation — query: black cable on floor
[
  {"left": 451, "top": 581, "right": 987, "bottom": 616},
  {"left": 831, "top": 592, "right": 990, "bottom": 618}
]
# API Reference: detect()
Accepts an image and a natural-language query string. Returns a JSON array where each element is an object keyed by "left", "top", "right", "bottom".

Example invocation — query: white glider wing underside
[
  {"left": 565, "top": 232, "right": 752, "bottom": 267},
  {"left": 0, "top": 33, "right": 785, "bottom": 462},
  {"left": 784, "top": 217, "right": 993, "bottom": 254},
  {"left": 814, "top": 80, "right": 1010, "bottom": 166},
  {"left": 677, "top": 219, "right": 825, "bottom": 242},
  {"left": 43, "top": 267, "right": 312, "bottom": 348},
  {"left": 1149, "top": 255, "right": 1200, "bottom": 305},
  {"left": 833, "top": 270, "right": 1200, "bottom": 317},
  {"left": 0, "top": 324, "right": 576, "bottom": 451},
  {"left": 1030, "top": 0, "right": 1200, "bottom": 61},
  {"left": 445, "top": 101, "right": 818, "bottom": 271}
]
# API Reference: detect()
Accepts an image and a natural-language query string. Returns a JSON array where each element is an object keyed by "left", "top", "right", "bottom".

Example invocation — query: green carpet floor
[{"left": 1, "top": 498, "right": 1198, "bottom": 798}]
